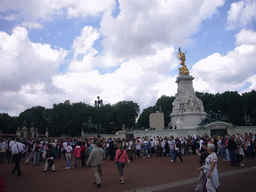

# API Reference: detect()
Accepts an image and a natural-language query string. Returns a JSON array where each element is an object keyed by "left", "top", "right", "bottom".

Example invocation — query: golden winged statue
[{"left": 177, "top": 47, "right": 189, "bottom": 75}]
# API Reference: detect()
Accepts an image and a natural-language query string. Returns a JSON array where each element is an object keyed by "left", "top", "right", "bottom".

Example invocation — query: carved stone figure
[{"left": 172, "top": 97, "right": 180, "bottom": 108}]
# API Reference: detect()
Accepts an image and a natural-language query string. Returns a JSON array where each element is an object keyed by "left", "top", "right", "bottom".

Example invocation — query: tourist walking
[
  {"left": 65, "top": 142, "right": 73, "bottom": 169},
  {"left": 73, "top": 142, "right": 82, "bottom": 168},
  {"left": 43, "top": 144, "right": 55, "bottom": 172},
  {"left": 115, "top": 143, "right": 130, "bottom": 184},
  {"left": 220, "top": 136, "right": 227, "bottom": 161},
  {"left": 87, "top": 141, "right": 105, "bottom": 188},
  {"left": 228, "top": 136, "right": 239, "bottom": 166},
  {"left": 146, "top": 139, "right": 152, "bottom": 158},
  {"left": 135, "top": 140, "right": 141, "bottom": 158},
  {"left": 33, "top": 141, "right": 40, "bottom": 165},
  {"left": 194, "top": 142, "right": 209, "bottom": 192},
  {"left": 197, "top": 143, "right": 219, "bottom": 192},
  {"left": 0, "top": 139, "right": 7, "bottom": 163},
  {"left": 169, "top": 136, "right": 176, "bottom": 162},
  {"left": 173, "top": 139, "right": 183, "bottom": 162},
  {"left": 81, "top": 142, "right": 87, "bottom": 167},
  {"left": 11, "top": 138, "right": 23, "bottom": 176},
  {"left": 109, "top": 140, "right": 115, "bottom": 161},
  {"left": 25, "top": 141, "right": 34, "bottom": 164},
  {"left": 126, "top": 140, "right": 132, "bottom": 161}
]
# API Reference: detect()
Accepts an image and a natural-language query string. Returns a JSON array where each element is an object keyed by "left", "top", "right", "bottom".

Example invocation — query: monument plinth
[{"left": 170, "top": 48, "right": 206, "bottom": 129}]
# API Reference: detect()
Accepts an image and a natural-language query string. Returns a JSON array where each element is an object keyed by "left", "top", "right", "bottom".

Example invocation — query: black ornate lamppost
[{"left": 95, "top": 96, "right": 103, "bottom": 138}]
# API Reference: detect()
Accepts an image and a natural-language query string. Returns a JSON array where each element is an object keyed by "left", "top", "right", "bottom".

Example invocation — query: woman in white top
[
  {"left": 135, "top": 140, "right": 141, "bottom": 158},
  {"left": 197, "top": 143, "right": 219, "bottom": 192},
  {"left": 65, "top": 142, "right": 73, "bottom": 169},
  {"left": 0, "top": 140, "right": 7, "bottom": 163}
]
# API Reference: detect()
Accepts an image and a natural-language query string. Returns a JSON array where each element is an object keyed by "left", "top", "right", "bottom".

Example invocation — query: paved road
[{"left": 0, "top": 153, "right": 255, "bottom": 192}]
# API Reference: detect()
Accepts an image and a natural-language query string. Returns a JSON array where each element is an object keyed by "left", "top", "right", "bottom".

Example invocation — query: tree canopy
[
  {"left": 0, "top": 100, "right": 139, "bottom": 136},
  {"left": 1, "top": 90, "right": 255, "bottom": 136}
]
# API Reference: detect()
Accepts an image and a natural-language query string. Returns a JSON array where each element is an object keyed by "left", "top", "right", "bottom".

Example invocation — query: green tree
[
  {"left": 242, "top": 90, "right": 256, "bottom": 125},
  {"left": 155, "top": 95, "right": 176, "bottom": 127},
  {"left": 195, "top": 92, "right": 216, "bottom": 113},
  {"left": 0, "top": 113, "right": 18, "bottom": 134},
  {"left": 218, "top": 91, "right": 243, "bottom": 125},
  {"left": 114, "top": 101, "right": 140, "bottom": 129},
  {"left": 18, "top": 106, "right": 46, "bottom": 134},
  {"left": 97, "top": 104, "right": 115, "bottom": 134},
  {"left": 136, "top": 106, "right": 158, "bottom": 129},
  {"left": 47, "top": 100, "right": 74, "bottom": 136}
]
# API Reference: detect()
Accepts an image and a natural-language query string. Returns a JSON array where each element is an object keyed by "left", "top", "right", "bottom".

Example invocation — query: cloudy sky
[{"left": 0, "top": 0, "right": 256, "bottom": 116}]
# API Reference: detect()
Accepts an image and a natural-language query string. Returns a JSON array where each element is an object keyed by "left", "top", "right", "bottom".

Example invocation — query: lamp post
[{"left": 95, "top": 96, "right": 103, "bottom": 138}]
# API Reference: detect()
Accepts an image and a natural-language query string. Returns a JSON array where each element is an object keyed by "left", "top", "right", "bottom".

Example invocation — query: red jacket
[
  {"left": 74, "top": 146, "right": 81, "bottom": 158},
  {"left": 81, "top": 145, "right": 86, "bottom": 152}
]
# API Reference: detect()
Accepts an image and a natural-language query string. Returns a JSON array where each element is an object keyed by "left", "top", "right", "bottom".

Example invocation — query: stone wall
[{"left": 110, "top": 125, "right": 256, "bottom": 139}]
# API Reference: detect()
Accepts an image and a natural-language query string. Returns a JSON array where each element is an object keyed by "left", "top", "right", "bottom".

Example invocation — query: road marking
[{"left": 124, "top": 167, "right": 256, "bottom": 192}]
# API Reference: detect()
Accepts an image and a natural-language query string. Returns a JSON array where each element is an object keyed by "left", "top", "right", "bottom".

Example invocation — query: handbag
[{"left": 116, "top": 151, "right": 123, "bottom": 164}]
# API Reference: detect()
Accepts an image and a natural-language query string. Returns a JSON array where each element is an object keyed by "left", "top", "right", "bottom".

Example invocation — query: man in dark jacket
[{"left": 228, "top": 136, "right": 239, "bottom": 166}]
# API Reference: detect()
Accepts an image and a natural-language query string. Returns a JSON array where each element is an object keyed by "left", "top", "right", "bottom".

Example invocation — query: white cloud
[
  {"left": 0, "top": 27, "right": 67, "bottom": 114},
  {"left": 22, "top": 21, "right": 43, "bottom": 29},
  {"left": 236, "top": 29, "right": 256, "bottom": 45},
  {"left": 0, "top": 13, "right": 20, "bottom": 21},
  {"left": 100, "top": 0, "right": 224, "bottom": 59},
  {"left": 0, "top": 0, "right": 115, "bottom": 22},
  {"left": 243, "top": 74, "right": 256, "bottom": 93},
  {"left": 67, "top": 26, "right": 101, "bottom": 73},
  {"left": 4, "top": 0, "right": 256, "bottom": 118},
  {"left": 52, "top": 47, "right": 179, "bottom": 112},
  {"left": 191, "top": 29, "right": 256, "bottom": 94},
  {"left": 227, "top": 0, "right": 256, "bottom": 29}
]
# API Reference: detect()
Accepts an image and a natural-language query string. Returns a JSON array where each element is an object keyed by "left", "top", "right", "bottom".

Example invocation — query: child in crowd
[{"left": 238, "top": 143, "right": 245, "bottom": 166}]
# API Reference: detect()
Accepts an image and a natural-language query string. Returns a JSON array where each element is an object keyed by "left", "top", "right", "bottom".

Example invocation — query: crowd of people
[{"left": 0, "top": 132, "right": 255, "bottom": 191}]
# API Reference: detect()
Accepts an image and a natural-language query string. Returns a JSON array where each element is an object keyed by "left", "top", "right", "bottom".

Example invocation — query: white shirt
[
  {"left": 199, "top": 139, "right": 204, "bottom": 150},
  {"left": 9, "top": 140, "right": 15, "bottom": 150},
  {"left": 126, "top": 142, "right": 132, "bottom": 150},
  {"left": 143, "top": 140, "right": 148, "bottom": 147},
  {"left": 63, "top": 142, "right": 68, "bottom": 150},
  {"left": 161, "top": 141, "right": 166, "bottom": 148},
  {"left": 66, "top": 146, "right": 73, "bottom": 153},
  {"left": 239, "top": 148, "right": 244, "bottom": 156},
  {"left": 136, "top": 143, "right": 141, "bottom": 150},
  {"left": 11, "top": 142, "right": 23, "bottom": 155},
  {"left": 21, "top": 143, "right": 26, "bottom": 153}
]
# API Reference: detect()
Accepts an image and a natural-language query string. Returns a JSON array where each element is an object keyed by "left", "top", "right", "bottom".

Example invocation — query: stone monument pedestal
[{"left": 170, "top": 75, "right": 206, "bottom": 129}]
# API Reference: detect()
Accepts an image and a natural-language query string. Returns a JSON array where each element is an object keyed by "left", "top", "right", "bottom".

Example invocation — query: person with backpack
[{"left": 173, "top": 138, "right": 183, "bottom": 162}]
